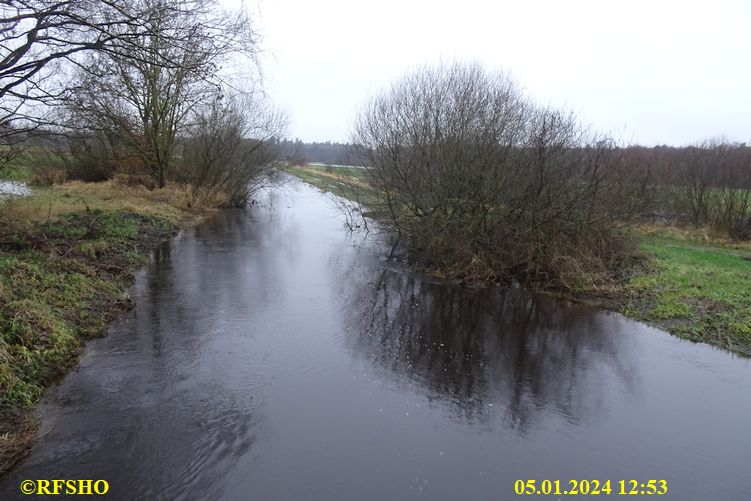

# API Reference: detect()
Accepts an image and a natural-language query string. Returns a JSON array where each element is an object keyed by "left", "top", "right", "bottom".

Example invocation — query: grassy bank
[
  {"left": 288, "top": 164, "right": 751, "bottom": 357},
  {"left": 286, "top": 164, "right": 379, "bottom": 206},
  {"left": 0, "top": 181, "right": 214, "bottom": 472},
  {"left": 623, "top": 227, "right": 751, "bottom": 355}
]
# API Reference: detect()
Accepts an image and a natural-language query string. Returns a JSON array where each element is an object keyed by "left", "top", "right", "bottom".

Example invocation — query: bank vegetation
[
  {"left": 291, "top": 62, "right": 751, "bottom": 355},
  {"left": 346, "top": 63, "right": 646, "bottom": 288},
  {"left": 0, "top": 0, "right": 284, "bottom": 472}
]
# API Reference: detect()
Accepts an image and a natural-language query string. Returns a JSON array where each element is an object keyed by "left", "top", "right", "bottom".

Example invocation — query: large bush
[
  {"left": 352, "top": 63, "right": 645, "bottom": 287},
  {"left": 179, "top": 94, "right": 285, "bottom": 207}
]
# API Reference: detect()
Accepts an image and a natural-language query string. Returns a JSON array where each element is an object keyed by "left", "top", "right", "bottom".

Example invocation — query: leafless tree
[
  {"left": 1, "top": 1, "right": 151, "bottom": 159},
  {"left": 180, "top": 92, "right": 286, "bottom": 206},
  {"left": 673, "top": 142, "right": 715, "bottom": 226},
  {"left": 699, "top": 141, "right": 751, "bottom": 235},
  {"left": 351, "top": 62, "right": 639, "bottom": 287},
  {"left": 0, "top": 1, "right": 257, "bottom": 174},
  {"left": 613, "top": 142, "right": 751, "bottom": 238},
  {"left": 666, "top": 139, "right": 750, "bottom": 233},
  {"left": 62, "top": 0, "right": 258, "bottom": 187}
]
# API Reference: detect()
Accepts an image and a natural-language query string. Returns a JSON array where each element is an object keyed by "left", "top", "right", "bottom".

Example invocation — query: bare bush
[
  {"left": 55, "top": 134, "right": 118, "bottom": 182},
  {"left": 180, "top": 93, "right": 286, "bottom": 207},
  {"left": 351, "top": 62, "right": 643, "bottom": 287},
  {"left": 706, "top": 145, "right": 751, "bottom": 236},
  {"left": 667, "top": 140, "right": 751, "bottom": 235}
]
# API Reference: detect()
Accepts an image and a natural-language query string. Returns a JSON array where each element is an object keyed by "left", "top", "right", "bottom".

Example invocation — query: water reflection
[
  {"left": 1, "top": 181, "right": 749, "bottom": 501},
  {"left": 341, "top": 267, "right": 637, "bottom": 434}
]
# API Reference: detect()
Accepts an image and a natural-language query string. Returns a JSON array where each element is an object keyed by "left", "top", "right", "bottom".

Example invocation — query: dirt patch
[{"left": 0, "top": 411, "right": 38, "bottom": 474}]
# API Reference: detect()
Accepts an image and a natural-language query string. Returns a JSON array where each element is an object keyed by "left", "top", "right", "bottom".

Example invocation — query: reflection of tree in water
[{"left": 340, "top": 266, "right": 637, "bottom": 434}]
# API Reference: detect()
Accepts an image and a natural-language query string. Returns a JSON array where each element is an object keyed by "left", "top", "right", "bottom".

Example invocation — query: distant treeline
[
  {"left": 276, "top": 139, "right": 364, "bottom": 166},
  {"left": 613, "top": 141, "right": 751, "bottom": 238}
]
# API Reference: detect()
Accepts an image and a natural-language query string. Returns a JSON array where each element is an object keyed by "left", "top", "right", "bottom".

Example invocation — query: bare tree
[
  {"left": 701, "top": 142, "right": 751, "bottom": 235},
  {"left": 63, "top": 0, "right": 258, "bottom": 187},
  {"left": 351, "top": 62, "right": 637, "bottom": 287},
  {"left": 0, "top": 0, "right": 150, "bottom": 157},
  {"left": 180, "top": 92, "right": 286, "bottom": 206},
  {"left": 673, "top": 142, "right": 715, "bottom": 226},
  {"left": 0, "top": 1, "right": 257, "bottom": 174}
]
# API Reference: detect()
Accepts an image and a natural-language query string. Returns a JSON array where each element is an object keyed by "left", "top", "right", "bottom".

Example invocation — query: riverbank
[
  {"left": 0, "top": 181, "right": 215, "bottom": 473},
  {"left": 621, "top": 226, "right": 751, "bottom": 355},
  {"left": 287, "top": 164, "right": 751, "bottom": 357}
]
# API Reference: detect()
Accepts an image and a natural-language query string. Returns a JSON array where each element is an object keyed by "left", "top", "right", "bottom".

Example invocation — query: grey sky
[{"left": 230, "top": 0, "right": 750, "bottom": 145}]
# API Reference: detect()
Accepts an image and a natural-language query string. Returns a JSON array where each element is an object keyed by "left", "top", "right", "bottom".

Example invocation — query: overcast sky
[{"left": 228, "top": 0, "right": 750, "bottom": 145}]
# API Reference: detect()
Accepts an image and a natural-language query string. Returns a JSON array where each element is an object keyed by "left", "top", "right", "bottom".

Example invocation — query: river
[{"left": 1, "top": 178, "right": 750, "bottom": 500}]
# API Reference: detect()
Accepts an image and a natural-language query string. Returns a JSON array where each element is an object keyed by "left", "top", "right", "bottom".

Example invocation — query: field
[
  {"left": 286, "top": 164, "right": 368, "bottom": 191},
  {"left": 286, "top": 164, "right": 379, "bottom": 206}
]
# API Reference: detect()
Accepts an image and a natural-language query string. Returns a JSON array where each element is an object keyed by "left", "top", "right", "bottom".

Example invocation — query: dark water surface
[{"left": 2, "top": 179, "right": 750, "bottom": 500}]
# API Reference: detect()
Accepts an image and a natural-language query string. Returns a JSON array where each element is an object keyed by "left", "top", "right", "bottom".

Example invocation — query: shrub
[
  {"left": 179, "top": 94, "right": 285, "bottom": 207},
  {"left": 351, "top": 62, "right": 643, "bottom": 287}
]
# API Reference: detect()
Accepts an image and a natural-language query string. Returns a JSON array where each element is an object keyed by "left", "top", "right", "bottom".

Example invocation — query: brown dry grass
[
  {"left": 632, "top": 223, "right": 751, "bottom": 252},
  {"left": 1, "top": 180, "right": 219, "bottom": 228}
]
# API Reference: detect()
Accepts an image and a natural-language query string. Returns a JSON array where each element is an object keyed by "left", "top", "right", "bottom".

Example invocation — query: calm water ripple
[{"left": 1, "top": 179, "right": 749, "bottom": 500}]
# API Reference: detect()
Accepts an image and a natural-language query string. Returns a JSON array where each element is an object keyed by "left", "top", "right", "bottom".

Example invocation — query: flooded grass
[{"left": 0, "top": 181, "right": 30, "bottom": 198}]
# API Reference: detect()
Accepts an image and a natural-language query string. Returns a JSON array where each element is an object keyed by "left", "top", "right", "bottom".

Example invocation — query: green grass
[
  {"left": 0, "top": 178, "right": 205, "bottom": 420},
  {"left": 286, "top": 164, "right": 379, "bottom": 206},
  {"left": 624, "top": 234, "right": 751, "bottom": 354},
  {"left": 0, "top": 164, "right": 32, "bottom": 181},
  {"left": 0, "top": 211, "right": 179, "bottom": 412},
  {"left": 0, "top": 147, "right": 44, "bottom": 181}
]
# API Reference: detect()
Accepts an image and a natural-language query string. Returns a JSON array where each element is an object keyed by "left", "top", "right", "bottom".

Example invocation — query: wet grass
[
  {"left": 0, "top": 211, "right": 179, "bottom": 469},
  {"left": 0, "top": 181, "right": 212, "bottom": 472},
  {"left": 623, "top": 231, "right": 751, "bottom": 355},
  {"left": 285, "top": 164, "right": 380, "bottom": 208},
  {"left": 1, "top": 212, "right": 175, "bottom": 402}
]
